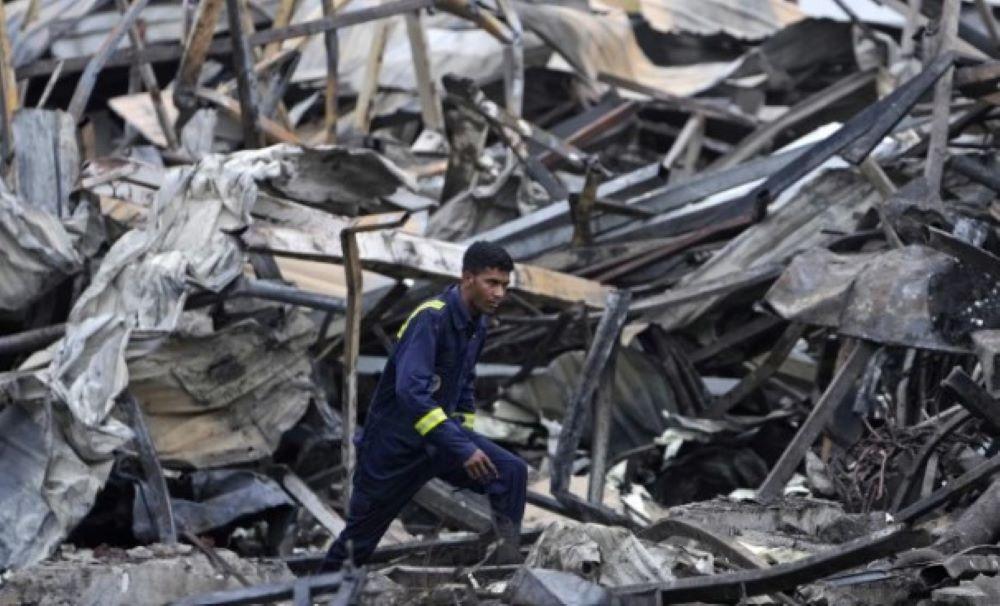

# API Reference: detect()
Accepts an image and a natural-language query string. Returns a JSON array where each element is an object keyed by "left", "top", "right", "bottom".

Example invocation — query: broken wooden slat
[
  {"left": 924, "top": 0, "right": 961, "bottom": 196},
  {"left": 612, "top": 525, "right": 927, "bottom": 603},
  {"left": 756, "top": 341, "right": 876, "bottom": 504},
  {"left": 263, "top": 0, "right": 300, "bottom": 59},
  {"left": 119, "top": 392, "right": 177, "bottom": 545},
  {"left": 404, "top": 10, "right": 445, "bottom": 134},
  {"left": 661, "top": 112, "right": 704, "bottom": 175},
  {"left": 322, "top": 0, "right": 340, "bottom": 143},
  {"left": 67, "top": 0, "right": 152, "bottom": 123},
  {"left": 174, "top": 0, "right": 226, "bottom": 129},
  {"left": 280, "top": 469, "right": 347, "bottom": 537},
  {"left": 354, "top": 17, "right": 390, "bottom": 134},
  {"left": 0, "top": 0, "right": 19, "bottom": 164}
]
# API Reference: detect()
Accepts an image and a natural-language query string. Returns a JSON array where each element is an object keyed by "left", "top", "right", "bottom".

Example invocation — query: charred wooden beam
[
  {"left": 690, "top": 315, "right": 785, "bottom": 365},
  {"left": 948, "top": 154, "right": 1000, "bottom": 192},
  {"left": 757, "top": 341, "right": 876, "bottom": 504},
  {"left": 942, "top": 367, "right": 1000, "bottom": 432},
  {"left": 707, "top": 323, "right": 805, "bottom": 418},
  {"left": 551, "top": 289, "right": 635, "bottom": 527},
  {"left": 898, "top": 451, "right": 1000, "bottom": 523},
  {"left": 925, "top": 0, "right": 961, "bottom": 195},
  {"left": 742, "top": 53, "right": 953, "bottom": 219},
  {"left": 119, "top": 391, "right": 177, "bottom": 545},
  {"left": 0, "top": 323, "right": 67, "bottom": 357},
  {"left": 714, "top": 70, "right": 877, "bottom": 171},
  {"left": 588, "top": 335, "right": 618, "bottom": 504},
  {"left": 225, "top": 0, "right": 265, "bottom": 148}
]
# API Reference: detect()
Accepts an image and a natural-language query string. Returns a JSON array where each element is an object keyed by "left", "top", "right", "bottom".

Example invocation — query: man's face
[{"left": 462, "top": 267, "right": 511, "bottom": 315}]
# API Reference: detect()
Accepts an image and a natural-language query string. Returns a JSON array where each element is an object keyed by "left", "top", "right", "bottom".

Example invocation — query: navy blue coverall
[{"left": 322, "top": 285, "right": 528, "bottom": 569}]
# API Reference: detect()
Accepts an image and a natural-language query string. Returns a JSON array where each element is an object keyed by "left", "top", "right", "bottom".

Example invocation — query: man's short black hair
[{"left": 462, "top": 241, "right": 514, "bottom": 274}]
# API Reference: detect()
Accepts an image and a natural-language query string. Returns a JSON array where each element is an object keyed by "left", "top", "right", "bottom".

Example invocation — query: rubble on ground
[{"left": 8, "top": 0, "right": 1000, "bottom": 604}]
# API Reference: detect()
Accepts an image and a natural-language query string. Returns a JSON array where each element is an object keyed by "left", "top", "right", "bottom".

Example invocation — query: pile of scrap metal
[{"left": 8, "top": 0, "right": 1000, "bottom": 604}]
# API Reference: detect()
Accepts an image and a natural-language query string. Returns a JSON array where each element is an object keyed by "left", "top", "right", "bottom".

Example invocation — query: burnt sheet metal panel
[{"left": 768, "top": 246, "right": 968, "bottom": 352}]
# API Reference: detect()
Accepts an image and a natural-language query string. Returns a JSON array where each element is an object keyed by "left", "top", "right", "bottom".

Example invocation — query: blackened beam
[
  {"left": 225, "top": 0, "right": 265, "bottom": 149},
  {"left": 119, "top": 392, "right": 177, "bottom": 545},
  {"left": 0, "top": 280, "right": 342, "bottom": 358},
  {"left": 17, "top": 0, "right": 435, "bottom": 80},
  {"left": 712, "top": 69, "right": 878, "bottom": 171},
  {"left": 942, "top": 367, "right": 1000, "bottom": 432},
  {"left": 611, "top": 524, "right": 928, "bottom": 604},
  {"left": 898, "top": 451, "right": 1000, "bottom": 523},
  {"left": 471, "top": 144, "right": 814, "bottom": 261},
  {"left": 690, "top": 315, "right": 785, "bottom": 365},
  {"left": 0, "top": 323, "right": 67, "bottom": 357},
  {"left": 840, "top": 53, "right": 955, "bottom": 164},
  {"left": 707, "top": 323, "right": 805, "bottom": 418},
  {"left": 948, "top": 155, "right": 1000, "bottom": 192},
  {"left": 172, "top": 572, "right": 346, "bottom": 606},
  {"left": 631, "top": 263, "right": 783, "bottom": 317},
  {"left": 550, "top": 290, "right": 637, "bottom": 528},
  {"left": 230, "top": 277, "right": 346, "bottom": 313},
  {"left": 739, "top": 53, "right": 953, "bottom": 220},
  {"left": 756, "top": 341, "right": 877, "bottom": 504}
]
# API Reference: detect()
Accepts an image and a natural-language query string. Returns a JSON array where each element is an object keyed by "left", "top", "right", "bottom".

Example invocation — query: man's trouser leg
[
  {"left": 322, "top": 433, "right": 527, "bottom": 571},
  {"left": 320, "top": 464, "right": 432, "bottom": 572},
  {"left": 435, "top": 433, "right": 528, "bottom": 562}
]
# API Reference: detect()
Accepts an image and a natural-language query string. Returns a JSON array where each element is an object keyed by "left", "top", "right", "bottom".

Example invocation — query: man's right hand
[{"left": 464, "top": 448, "right": 499, "bottom": 482}]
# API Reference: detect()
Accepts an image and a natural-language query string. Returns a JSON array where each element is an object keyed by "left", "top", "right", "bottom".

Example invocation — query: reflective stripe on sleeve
[
  {"left": 414, "top": 407, "right": 448, "bottom": 435},
  {"left": 454, "top": 412, "right": 475, "bottom": 430}
]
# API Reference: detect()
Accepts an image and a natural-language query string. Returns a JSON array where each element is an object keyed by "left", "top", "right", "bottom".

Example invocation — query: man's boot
[{"left": 491, "top": 513, "right": 522, "bottom": 564}]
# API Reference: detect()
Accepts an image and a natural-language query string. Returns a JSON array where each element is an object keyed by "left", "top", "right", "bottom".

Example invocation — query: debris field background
[{"left": 3, "top": 0, "right": 1000, "bottom": 604}]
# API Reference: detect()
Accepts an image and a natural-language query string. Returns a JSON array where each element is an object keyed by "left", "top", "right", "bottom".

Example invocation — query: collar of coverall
[{"left": 445, "top": 284, "right": 480, "bottom": 334}]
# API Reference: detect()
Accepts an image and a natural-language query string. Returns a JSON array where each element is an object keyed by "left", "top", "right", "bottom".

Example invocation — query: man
[{"left": 321, "top": 241, "right": 528, "bottom": 571}]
